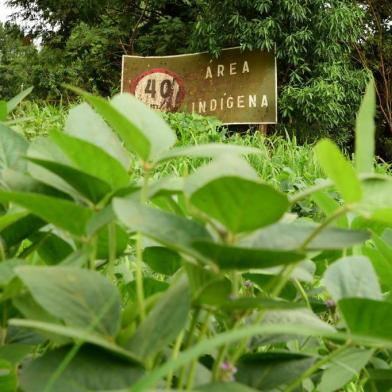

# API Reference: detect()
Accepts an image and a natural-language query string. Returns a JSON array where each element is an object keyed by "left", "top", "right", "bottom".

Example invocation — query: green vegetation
[
  {"left": 0, "top": 82, "right": 392, "bottom": 391},
  {"left": 2, "top": 1, "right": 391, "bottom": 151}
]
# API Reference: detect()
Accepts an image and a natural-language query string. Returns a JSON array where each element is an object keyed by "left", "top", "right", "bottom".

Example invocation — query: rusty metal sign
[{"left": 121, "top": 47, "right": 277, "bottom": 124}]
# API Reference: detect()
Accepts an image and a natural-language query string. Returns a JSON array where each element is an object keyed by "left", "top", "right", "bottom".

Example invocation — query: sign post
[{"left": 122, "top": 47, "right": 277, "bottom": 125}]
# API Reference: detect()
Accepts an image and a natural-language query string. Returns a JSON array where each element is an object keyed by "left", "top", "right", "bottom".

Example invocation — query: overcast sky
[{"left": 0, "top": 0, "right": 13, "bottom": 23}]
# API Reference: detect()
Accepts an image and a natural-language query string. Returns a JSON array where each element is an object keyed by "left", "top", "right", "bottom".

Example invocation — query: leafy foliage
[{"left": 0, "top": 82, "right": 392, "bottom": 392}]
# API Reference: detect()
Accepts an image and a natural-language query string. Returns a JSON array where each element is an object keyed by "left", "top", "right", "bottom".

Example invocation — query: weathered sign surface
[{"left": 122, "top": 47, "right": 277, "bottom": 124}]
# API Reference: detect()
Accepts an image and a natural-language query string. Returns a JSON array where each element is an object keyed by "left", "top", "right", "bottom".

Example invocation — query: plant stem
[
  {"left": 165, "top": 330, "right": 185, "bottom": 390},
  {"left": 107, "top": 223, "right": 116, "bottom": 281},
  {"left": 177, "top": 308, "right": 201, "bottom": 388},
  {"left": 283, "top": 342, "right": 350, "bottom": 392},
  {"left": 294, "top": 279, "right": 311, "bottom": 310},
  {"left": 211, "top": 344, "right": 228, "bottom": 381},
  {"left": 134, "top": 166, "right": 151, "bottom": 322},
  {"left": 185, "top": 311, "right": 211, "bottom": 390}
]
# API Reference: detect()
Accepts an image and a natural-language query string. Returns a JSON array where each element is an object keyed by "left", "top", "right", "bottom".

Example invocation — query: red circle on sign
[{"left": 130, "top": 68, "right": 185, "bottom": 112}]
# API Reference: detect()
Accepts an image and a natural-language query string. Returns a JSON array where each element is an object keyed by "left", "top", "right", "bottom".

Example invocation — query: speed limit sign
[{"left": 130, "top": 68, "right": 185, "bottom": 112}]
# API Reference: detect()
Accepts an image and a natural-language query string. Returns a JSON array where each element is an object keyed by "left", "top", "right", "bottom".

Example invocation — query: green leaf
[
  {"left": 339, "top": 298, "right": 392, "bottom": 344},
  {"left": 367, "top": 369, "right": 392, "bottom": 392},
  {"left": 0, "top": 344, "right": 33, "bottom": 364},
  {"left": 0, "top": 214, "right": 46, "bottom": 249},
  {"left": 35, "top": 233, "right": 73, "bottom": 265},
  {"left": 312, "top": 191, "right": 348, "bottom": 228},
  {"left": 0, "top": 191, "right": 93, "bottom": 236},
  {"left": 113, "top": 198, "right": 212, "bottom": 258},
  {"left": 110, "top": 93, "right": 177, "bottom": 161},
  {"left": 219, "top": 298, "right": 304, "bottom": 311},
  {"left": 0, "top": 359, "right": 17, "bottom": 392},
  {"left": 239, "top": 223, "right": 369, "bottom": 251},
  {"left": 96, "top": 224, "right": 129, "bottom": 260},
  {"left": 192, "top": 241, "right": 305, "bottom": 270},
  {"left": 314, "top": 139, "right": 362, "bottom": 203},
  {"left": 236, "top": 352, "right": 315, "bottom": 391},
  {"left": 27, "top": 157, "right": 112, "bottom": 203},
  {"left": 157, "top": 144, "right": 260, "bottom": 163},
  {"left": 185, "top": 156, "right": 288, "bottom": 233},
  {"left": 50, "top": 130, "right": 129, "bottom": 190},
  {"left": 323, "top": 256, "right": 382, "bottom": 301},
  {"left": 9, "top": 319, "right": 139, "bottom": 361},
  {"left": 126, "top": 278, "right": 169, "bottom": 301},
  {"left": 19, "top": 345, "right": 143, "bottom": 392},
  {"left": 126, "top": 277, "right": 191, "bottom": 361},
  {"left": 197, "top": 382, "right": 258, "bottom": 392},
  {"left": 6, "top": 87, "right": 33, "bottom": 113},
  {"left": 65, "top": 102, "right": 130, "bottom": 169},
  {"left": 15, "top": 266, "right": 121, "bottom": 337},
  {"left": 0, "top": 259, "right": 25, "bottom": 287},
  {"left": 184, "top": 263, "right": 231, "bottom": 305},
  {"left": 355, "top": 78, "right": 376, "bottom": 174},
  {"left": 143, "top": 246, "right": 181, "bottom": 275},
  {"left": 0, "top": 123, "right": 28, "bottom": 176},
  {"left": 319, "top": 348, "right": 373, "bottom": 392}
]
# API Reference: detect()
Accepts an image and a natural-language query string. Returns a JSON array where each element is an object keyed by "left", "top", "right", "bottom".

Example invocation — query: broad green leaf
[
  {"left": 319, "top": 348, "right": 373, "bottom": 392},
  {"left": 323, "top": 256, "right": 382, "bottom": 301},
  {"left": 19, "top": 346, "right": 143, "bottom": 392},
  {"left": 27, "top": 157, "right": 112, "bottom": 203},
  {"left": 314, "top": 139, "right": 362, "bottom": 203},
  {"left": 157, "top": 144, "right": 260, "bottom": 163},
  {"left": 185, "top": 156, "right": 288, "bottom": 233},
  {"left": 367, "top": 369, "right": 392, "bottom": 392},
  {"left": 192, "top": 241, "right": 305, "bottom": 270},
  {"left": 185, "top": 263, "right": 231, "bottom": 305},
  {"left": 130, "top": 319, "right": 337, "bottom": 392},
  {"left": 0, "top": 344, "right": 33, "bottom": 364},
  {"left": 236, "top": 352, "right": 315, "bottom": 391},
  {"left": 220, "top": 298, "right": 304, "bottom": 311},
  {"left": 355, "top": 78, "right": 376, "bottom": 174},
  {"left": 239, "top": 223, "right": 369, "bottom": 251},
  {"left": 0, "top": 209, "right": 28, "bottom": 231},
  {"left": 0, "top": 123, "right": 28, "bottom": 176},
  {"left": 0, "top": 191, "right": 93, "bottom": 236},
  {"left": 1, "top": 214, "right": 46, "bottom": 248},
  {"left": 362, "top": 245, "right": 392, "bottom": 290},
  {"left": 96, "top": 224, "right": 129, "bottom": 260},
  {"left": 34, "top": 233, "right": 73, "bottom": 265},
  {"left": 113, "top": 198, "right": 212, "bottom": 258},
  {"left": 312, "top": 191, "right": 348, "bottom": 228},
  {"left": 6, "top": 87, "right": 33, "bottom": 113},
  {"left": 9, "top": 319, "right": 140, "bottom": 361},
  {"left": 0, "top": 359, "right": 16, "bottom": 392},
  {"left": 197, "top": 382, "right": 258, "bottom": 392},
  {"left": 111, "top": 93, "right": 177, "bottom": 161},
  {"left": 0, "top": 259, "right": 25, "bottom": 287},
  {"left": 65, "top": 102, "right": 130, "bottom": 168},
  {"left": 126, "top": 277, "right": 191, "bottom": 360},
  {"left": 126, "top": 278, "right": 169, "bottom": 301},
  {"left": 50, "top": 130, "right": 129, "bottom": 190},
  {"left": 339, "top": 298, "right": 392, "bottom": 343},
  {"left": 143, "top": 246, "right": 181, "bottom": 275},
  {"left": 16, "top": 266, "right": 121, "bottom": 337}
]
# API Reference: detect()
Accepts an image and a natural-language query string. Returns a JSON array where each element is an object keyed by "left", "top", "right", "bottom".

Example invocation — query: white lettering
[
  {"left": 217, "top": 65, "right": 224, "bottom": 77},
  {"left": 205, "top": 66, "right": 212, "bottom": 79},
  {"left": 227, "top": 96, "right": 234, "bottom": 109},
  {"left": 249, "top": 95, "right": 257, "bottom": 108},
  {"left": 199, "top": 101, "right": 207, "bottom": 113},
  {"left": 230, "top": 63, "right": 237, "bottom": 75},
  {"left": 210, "top": 99, "right": 217, "bottom": 111},
  {"left": 237, "top": 95, "right": 245, "bottom": 108},
  {"left": 242, "top": 61, "right": 250, "bottom": 74},
  {"left": 261, "top": 95, "right": 269, "bottom": 107}
]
